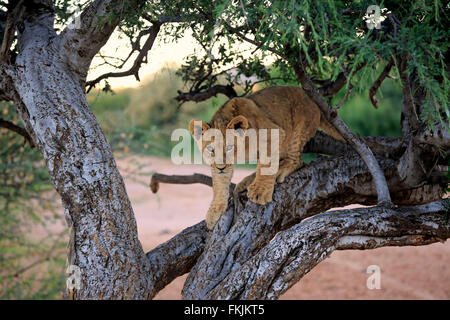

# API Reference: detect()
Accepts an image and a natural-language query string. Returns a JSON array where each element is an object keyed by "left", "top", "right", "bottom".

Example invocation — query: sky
[{"left": 86, "top": 25, "right": 269, "bottom": 91}]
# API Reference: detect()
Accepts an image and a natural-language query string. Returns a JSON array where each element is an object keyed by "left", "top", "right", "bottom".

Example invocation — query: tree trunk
[{"left": 5, "top": 7, "right": 151, "bottom": 299}]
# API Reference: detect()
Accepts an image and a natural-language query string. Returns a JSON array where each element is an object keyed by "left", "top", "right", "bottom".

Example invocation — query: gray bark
[
  {"left": 182, "top": 153, "right": 446, "bottom": 299},
  {"left": 3, "top": 0, "right": 152, "bottom": 299},
  {"left": 206, "top": 200, "right": 450, "bottom": 299},
  {"left": 146, "top": 222, "right": 209, "bottom": 299}
]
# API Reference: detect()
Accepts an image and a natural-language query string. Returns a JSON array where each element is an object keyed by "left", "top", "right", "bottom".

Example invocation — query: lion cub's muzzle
[
  {"left": 216, "top": 165, "right": 226, "bottom": 172},
  {"left": 213, "top": 164, "right": 233, "bottom": 175}
]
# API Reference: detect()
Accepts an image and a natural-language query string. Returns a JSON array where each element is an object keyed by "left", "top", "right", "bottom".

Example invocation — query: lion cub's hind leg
[
  {"left": 276, "top": 117, "right": 320, "bottom": 183},
  {"left": 276, "top": 158, "right": 300, "bottom": 183},
  {"left": 247, "top": 162, "right": 276, "bottom": 205},
  {"left": 275, "top": 136, "right": 305, "bottom": 183}
]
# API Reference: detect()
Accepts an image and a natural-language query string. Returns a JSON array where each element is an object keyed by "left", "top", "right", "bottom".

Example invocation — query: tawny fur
[{"left": 189, "top": 86, "right": 345, "bottom": 230}]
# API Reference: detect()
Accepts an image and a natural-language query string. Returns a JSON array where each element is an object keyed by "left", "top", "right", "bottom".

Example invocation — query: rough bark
[
  {"left": 60, "top": 0, "right": 146, "bottom": 80},
  {"left": 182, "top": 153, "right": 446, "bottom": 299},
  {"left": 206, "top": 200, "right": 450, "bottom": 299},
  {"left": 395, "top": 69, "right": 448, "bottom": 189},
  {"left": 146, "top": 221, "right": 209, "bottom": 299},
  {"left": 4, "top": 0, "right": 153, "bottom": 299}
]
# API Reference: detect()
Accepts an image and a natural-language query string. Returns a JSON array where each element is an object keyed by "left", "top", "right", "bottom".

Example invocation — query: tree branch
[
  {"left": 317, "top": 64, "right": 365, "bottom": 98},
  {"left": 182, "top": 153, "right": 445, "bottom": 299},
  {"left": 0, "top": 118, "right": 35, "bottom": 147},
  {"left": 304, "top": 131, "right": 403, "bottom": 158},
  {"left": 224, "top": 23, "right": 287, "bottom": 59},
  {"left": 369, "top": 59, "right": 394, "bottom": 109},
  {"left": 174, "top": 84, "right": 237, "bottom": 104},
  {"left": 415, "top": 122, "right": 450, "bottom": 149},
  {"left": 150, "top": 172, "right": 235, "bottom": 196},
  {"left": 395, "top": 62, "right": 448, "bottom": 188},
  {"left": 398, "top": 57, "right": 421, "bottom": 132},
  {"left": 86, "top": 23, "right": 161, "bottom": 92},
  {"left": 205, "top": 200, "right": 449, "bottom": 299},
  {"left": 85, "top": 22, "right": 161, "bottom": 92},
  {"left": 292, "top": 57, "right": 393, "bottom": 208},
  {"left": 60, "top": 0, "right": 147, "bottom": 77},
  {"left": 146, "top": 221, "right": 209, "bottom": 299}
]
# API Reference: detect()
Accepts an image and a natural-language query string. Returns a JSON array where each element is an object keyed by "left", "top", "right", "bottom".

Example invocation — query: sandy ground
[{"left": 116, "top": 155, "right": 450, "bottom": 300}]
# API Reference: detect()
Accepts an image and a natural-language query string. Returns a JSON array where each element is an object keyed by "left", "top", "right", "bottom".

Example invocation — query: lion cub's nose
[{"left": 216, "top": 165, "right": 226, "bottom": 171}]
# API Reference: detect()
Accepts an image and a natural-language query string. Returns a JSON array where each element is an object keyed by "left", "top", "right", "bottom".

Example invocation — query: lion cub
[{"left": 189, "top": 86, "right": 344, "bottom": 229}]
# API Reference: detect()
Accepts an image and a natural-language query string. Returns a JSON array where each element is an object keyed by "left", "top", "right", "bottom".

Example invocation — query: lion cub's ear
[
  {"left": 227, "top": 115, "right": 249, "bottom": 136},
  {"left": 189, "top": 119, "right": 210, "bottom": 140}
]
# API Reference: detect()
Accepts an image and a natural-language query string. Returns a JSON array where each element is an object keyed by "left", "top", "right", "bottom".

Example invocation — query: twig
[
  {"left": 174, "top": 85, "right": 237, "bottom": 104},
  {"left": 369, "top": 59, "right": 394, "bottom": 109},
  {"left": 224, "top": 23, "right": 287, "bottom": 59},
  {"left": 0, "top": 118, "right": 35, "bottom": 147},
  {"left": 318, "top": 63, "right": 365, "bottom": 98},
  {"left": 13, "top": 231, "right": 65, "bottom": 277},
  {"left": 85, "top": 22, "right": 161, "bottom": 92},
  {"left": 334, "top": 83, "right": 353, "bottom": 110},
  {"left": 150, "top": 172, "right": 236, "bottom": 195}
]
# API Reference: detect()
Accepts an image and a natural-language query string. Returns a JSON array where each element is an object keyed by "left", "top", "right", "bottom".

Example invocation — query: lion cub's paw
[
  {"left": 206, "top": 202, "right": 227, "bottom": 230},
  {"left": 247, "top": 181, "right": 274, "bottom": 205}
]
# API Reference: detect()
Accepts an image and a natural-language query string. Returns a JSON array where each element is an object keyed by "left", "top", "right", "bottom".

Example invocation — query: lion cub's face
[{"left": 189, "top": 116, "right": 249, "bottom": 175}]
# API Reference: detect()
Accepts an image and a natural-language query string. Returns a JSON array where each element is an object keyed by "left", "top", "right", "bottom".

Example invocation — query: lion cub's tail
[{"left": 319, "top": 115, "right": 346, "bottom": 142}]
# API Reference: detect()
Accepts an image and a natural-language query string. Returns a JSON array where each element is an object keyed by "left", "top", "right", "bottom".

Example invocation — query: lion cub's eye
[
  {"left": 225, "top": 145, "right": 234, "bottom": 152},
  {"left": 206, "top": 145, "right": 214, "bottom": 153}
]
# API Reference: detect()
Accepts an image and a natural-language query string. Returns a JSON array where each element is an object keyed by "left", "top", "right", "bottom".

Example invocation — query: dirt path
[{"left": 118, "top": 155, "right": 450, "bottom": 300}]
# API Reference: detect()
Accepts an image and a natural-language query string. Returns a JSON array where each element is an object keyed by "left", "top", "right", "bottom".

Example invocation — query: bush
[
  {"left": 88, "top": 68, "right": 222, "bottom": 157},
  {"left": 0, "top": 103, "right": 67, "bottom": 299},
  {"left": 336, "top": 78, "right": 402, "bottom": 138}
]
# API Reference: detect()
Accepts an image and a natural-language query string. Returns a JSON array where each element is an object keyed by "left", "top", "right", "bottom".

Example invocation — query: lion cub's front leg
[
  {"left": 206, "top": 202, "right": 227, "bottom": 230},
  {"left": 206, "top": 170, "right": 233, "bottom": 230},
  {"left": 247, "top": 162, "right": 276, "bottom": 205}
]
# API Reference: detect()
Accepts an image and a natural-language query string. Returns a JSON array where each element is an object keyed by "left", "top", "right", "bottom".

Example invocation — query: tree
[{"left": 0, "top": 0, "right": 448, "bottom": 299}]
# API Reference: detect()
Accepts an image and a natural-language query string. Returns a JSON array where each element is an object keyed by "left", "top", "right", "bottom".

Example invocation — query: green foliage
[
  {"left": 0, "top": 103, "right": 67, "bottom": 299},
  {"left": 336, "top": 78, "right": 402, "bottom": 137},
  {"left": 262, "top": 65, "right": 403, "bottom": 137},
  {"left": 173, "top": 0, "right": 448, "bottom": 129},
  {"left": 48, "top": 0, "right": 450, "bottom": 132}
]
